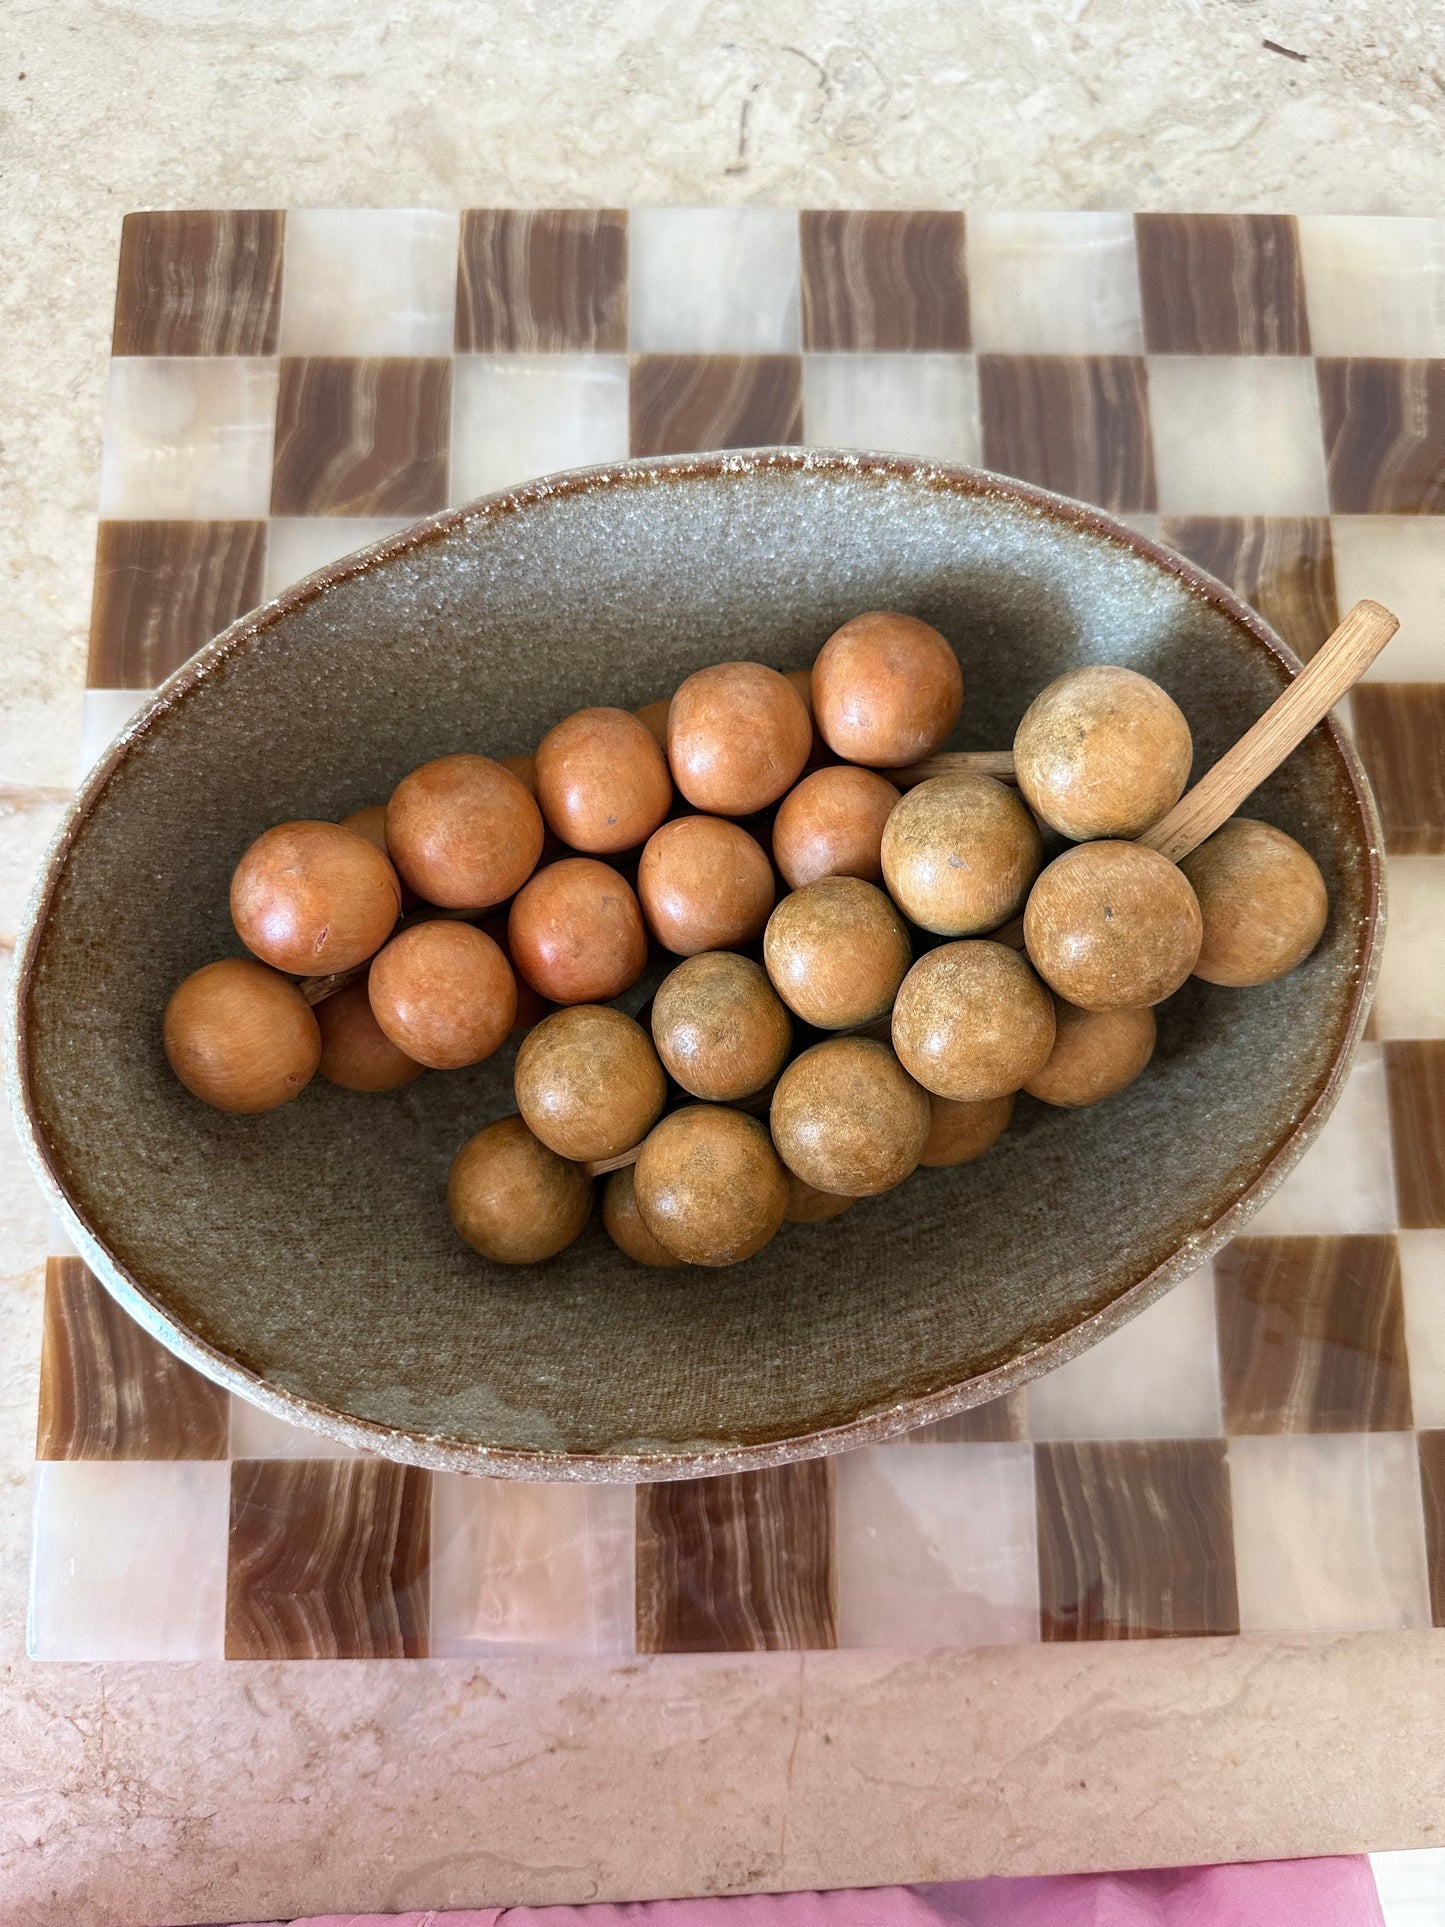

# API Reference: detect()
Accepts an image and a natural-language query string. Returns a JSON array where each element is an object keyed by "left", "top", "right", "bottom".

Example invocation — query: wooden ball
[
  {"left": 637, "top": 815, "right": 775, "bottom": 956},
  {"left": 783, "top": 1172, "right": 855, "bottom": 1223},
  {"left": 633, "top": 698, "right": 672, "bottom": 749},
  {"left": 341, "top": 805, "right": 420, "bottom": 911},
  {"left": 770, "top": 1036, "right": 930, "bottom": 1197},
  {"left": 919, "top": 1091, "right": 1015, "bottom": 1167},
  {"left": 448, "top": 1115, "right": 593, "bottom": 1265},
  {"left": 230, "top": 820, "right": 401, "bottom": 975},
  {"left": 881, "top": 774, "right": 1043, "bottom": 937},
  {"left": 633, "top": 1105, "right": 789, "bottom": 1266},
  {"left": 368, "top": 920, "right": 517, "bottom": 1069},
  {"left": 772, "top": 766, "right": 901, "bottom": 890},
  {"left": 1014, "top": 665, "right": 1193, "bottom": 841},
  {"left": 784, "top": 666, "right": 833, "bottom": 770},
  {"left": 811, "top": 611, "right": 963, "bottom": 768},
  {"left": 667, "top": 661, "right": 812, "bottom": 815},
  {"left": 1179, "top": 817, "right": 1329, "bottom": 987},
  {"left": 163, "top": 958, "right": 321, "bottom": 1113},
  {"left": 316, "top": 981, "right": 423, "bottom": 1092},
  {"left": 1023, "top": 842, "right": 1203, "bottom": 1010},
  {"left": 763, "top": 876, "right": 912, "bottom": 1030},
  {"left": 507, "top": 857, "right": 648, "bottom": 1004},
  {"left": 892, "top": 941, "right": 1056, "bottom": 1101},
  {"left": 499, "top": 752, "right": 538, "bottom": 795},
  {"left": 535, "top": 706, "right": 673, "bottom": 855},
  {"left": 478, "top": 912, "right": 554, "bottom": 1032},
  {"left": 650, "top": 951, "right": 793, "bottom": 1102},
  {"left": 514, "top": 1005, "right": 667, "bottom": 1162},
  {"left": 1025, "top": 999, "right": 1156, "bottom": 1107},
  {"left": 602, "top": 1165, "right": 683, "bottom": 1268},
  {"left": 386, "top": 754, "right": 544, "bottom": 909}
]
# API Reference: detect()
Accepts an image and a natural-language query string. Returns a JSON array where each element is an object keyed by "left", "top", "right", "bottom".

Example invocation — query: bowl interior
[{"left": 18, "top": 453, "right": 1377, "bottom": 1476}]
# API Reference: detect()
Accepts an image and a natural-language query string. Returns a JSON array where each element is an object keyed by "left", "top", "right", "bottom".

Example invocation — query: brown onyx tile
[
  {"left": 37, "top": 1258, "right": 229, "bottom": 1461},
  {"left": 799, "top": 210, "right": 969, "bottom": 353},
  {"left": 1135, "top": 214, "right": 1310, "bottom": 357},
  {"left": 87, "top": 520, "right": 266, "bottom": 688},
  {"left": 978, "top": 355, "right": 1157, "bottom": 513},
  {"left": 1160, "top": 516, "right": 1338, "bottom": 660},
  {"left": 1318, "top": 359, "right": 1445, "bottom": 513},
  {"left": 898, "top": 1394, "right": 1024, "bottom": 1443},
  {"left": 226, "top": 1458, "right": 431, "bottom": 1659},
  {"left": 635, "top": 1460, "right": 836, "bottom": 1652},
  {"left": 270, "top": 357, "right": 450, "bottom": 517},
  {"left": 1215, "top": 1236, "right": 1411, "bottom": 1434},
  {"left": 1419, "top": 1432, "right": 1445, "bottom": 1626},
  {"left": 456, "top": 208, "right": 627, "bottom": 353},
  {"left": 629, "top": 355, "right": 802, "bottom": 458},
  {"left": 1350, "top": 683, "right": 1445, "bottom": 855},
  {"left": 1035, "top": 1439, "right": 1239, "bottom": 1640},
  {"left": 1386, "top": 1042, "right": 1445, "bottom": 1229},
  {"left": 113, "top": 209, "right": 284, "bottom": 357}
]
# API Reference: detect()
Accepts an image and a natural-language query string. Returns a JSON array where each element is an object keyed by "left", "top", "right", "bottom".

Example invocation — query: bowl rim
[{"left": 8, "top": 446, "right": 1386, "bottom": 1481}]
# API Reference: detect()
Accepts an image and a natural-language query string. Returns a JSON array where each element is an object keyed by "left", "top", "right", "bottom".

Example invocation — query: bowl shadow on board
[{"left": 12, "top": 449, "right": 1382, "bottom": 1479}]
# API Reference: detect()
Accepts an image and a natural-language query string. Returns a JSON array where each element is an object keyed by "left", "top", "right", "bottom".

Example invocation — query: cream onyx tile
[
  {"left": 1399, "top": 1231, "right": 1445, "bottom": 1430},
  {"left": 263, "top": 517, "right": 413, "bottom": 599},
  {"left": 1247, "top": 1042, "right": 1398, "bottom": 1235},
  {"left": 450, "top": 354, "right": 630, "bottom": 502},
  {"left": 29, "top": 1460, "right": 230, "bottom": 1659},
  {"left": 1147, "top": 355, "right": 1330, "bottom": 517},
  {"left": 1228, "top": 1432, "right": 1431, "bottom": 1632},
  {"left": 801, "top": 353, "right": 980, "bottom": 464},
  {"left": 428, "top": 1474, "right": 635, "bottom": 1656},
  {"left": 78, "top": 688, "right": 152, "bottom": 776},
  {"left": 966, "top": 212, "right": 1144, "bottom": 355},
  {"left": 228, "top": 1397, "right": 364, "bottom": 1461},
  {"left": 1117, "top": 512, "right": 1162, "bottom": 542},
  {"left": 628, "top": 208, "right": 801, "bottom": 354},
  {"left": 1025, "top": 1264, "right": 1222, "bottom": 1442},
  {"left": 1298, "top": 217, "right": 1445, "bottom": 358},
  {"left": 277, "top": 209, "right": 460, "bottom": 357},
  {"left": 1373, "top": 858, "right": 1445, "bottom": 1041},
  {"left": 45, "top": 1211, "right": 79, "bottom": 1259},
  {"left": 1330, "top": 519, "right": 1445, "bottom": 682},
  {"left": 833, "top": 1443, "right": 1039, "bottom": 1648},
  {"left": 99, "top": 357, "right": 278, "bottom": 519}
]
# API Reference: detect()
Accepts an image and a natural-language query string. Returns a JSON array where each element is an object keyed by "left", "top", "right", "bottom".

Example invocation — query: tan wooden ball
[
  {"left": 507, "top": 857, "right": 648, "bottom": 1004},
  {"left": 368, "top": 919, "right": 517, "bottom": 1069},
  {"left": 892, "top": 941, "right": 1057, "bottom": 1102},
  {"left": 514, "top": 1005, "right": 667, "bottom": 1163},
  {"left": 772, "top": 765, "right": 901, "bottom": 890},
  {"left": 770, "top": 1036, "right": 931, "bottom": 1197},
  {"left": 1179, "top": 817, "right": 1329, "bottom": 986},
  {"left": 633, "top": 698, "right": 672, "bottom": 749},
  {"left": 1023, "top": 841, "right": 1203, "bottom": 1010},
  {"left": 163, "top": 958, "right": 322, "bottom": 1114},
  {"left": 637, "top": 815, "right": 775, "bottom": 956},
  {"left": 633, "top": 1105, "right": 789, "bottom": 1266},
  {"left": 315, "top": 981, "right": 423, "bottom": 1092},
  {"left": 1013, "top": 665, "right": 1193, "bottom": 841},
  {"left": 535, "top": 706, "right": 673, "bottom": 855},
  {"left": 1025, "top": 998, "right": 1157, "bottom": 1107},
  {"left": 386, "top": 754, "right": 545, "bottom": 909},
  {"left": 763, "top": 876, "right": 912, "bottom": 1030},
  {"left": 602, "top": 1165, "right": 683, "bottom": 1268},
  {"left": 447, "top": 1115, "right": 593, "bottom": 1265},
  {"left": 650, "top": 951, "right": 793, "bottom": 1102},
  {"left": 783, "top": 1172, "right": 856, "bottom": 1223},
  {"left": 919, "top": 1091, "right": 1016, "bottom": 1167},
  {"left": 881, "top": 774, "right": 1043, "bottom": 936},
  {"left": 667, "top": 661, "right": 813, "bottom": 815},
  {"left": 811, "top": 611, "right": 963, "bottom": 768},
  {"left": 230, "top": 820, "right": 401, "bottom": 975}
]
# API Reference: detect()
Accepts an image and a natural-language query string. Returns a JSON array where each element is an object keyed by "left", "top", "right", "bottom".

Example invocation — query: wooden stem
[
  {"left": 299, "top": 904, "right": 479, "bottom": 1006},
  {"left": 895, "top": 749, "right": 1017, "bottom": 787}
]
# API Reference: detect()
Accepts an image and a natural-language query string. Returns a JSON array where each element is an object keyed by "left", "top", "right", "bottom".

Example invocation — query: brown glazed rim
[{"left": 9, "top": 448, "right": 1385, "bottom": 1481}]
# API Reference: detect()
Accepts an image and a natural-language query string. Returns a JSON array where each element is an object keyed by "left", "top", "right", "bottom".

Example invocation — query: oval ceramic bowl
[{"left": 12, "top": 450, "right": 1382, "bottom": 1480}]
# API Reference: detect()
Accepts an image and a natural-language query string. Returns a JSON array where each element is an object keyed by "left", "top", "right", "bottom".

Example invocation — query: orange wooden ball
[
  {"left": 1025, "top": 999, "right": 1156, "bottom": 1107},
  {"left": 892, "top": 941, "right": 1056, "bottom": 1101},
  {"left": 667, "top": 661, "right": 812, "bottom": 815},
  {"left": 1023, "top": 841, "right": 1203, "bottom": 1010},
  {"left": 163, "top": 958, "right": 321, "bottom": 1114},
  {"left": 811, "top": 611, "right": 963, "bottom": 768},
  {"left": 602, "top": 1165, "right": 683, "bottom": 1267},
  {"left": 783, "top": 1172, "right": 855, "bottom": 1223},
  {"left": 881, "top": 774, "right": 1043, "bottom": 936},
  {"left": 507, "top": 857, "right": 648, "bottom": 1004},
  {"left": 535, "top": 706, "right": 673, "bottom": 855},
  {"left": 368, "top": 919, "right": 517, "bottom": 1069},
  {"left": 633, "top": 698, "right": 672, "bottom": 749},
  {"left": 514, "top": 1005, "right": 667, "bottom": 1162},
  {"left": 386, "top": 754, "right": 544, "bottom": 909},
  {"left": 772, "top": 765, "right": 901, "bottom": 890},
  {"left": 763, "top": 876, "right": 912, "bottom": 1030},
  {"left": 784, "top": 666, "right": 833, "bottom": 770},
  {"left": 637, "top": 815, "right": 775, "bottom": 956},
  {"left": 633, "top": 1105, "right": 789, "bottom": 1266},
  {"left": 1179, "top": 817, "right": 1329, "bottom": 987},
  {"left": 919, "top": 1091, "right": 1016, "bottom": 1167},
  {"left": 650, "top": 951, "right": 793, "bottom": 1102},
  {"left": 447, "top": 1115, "right": 593, "bottom": 1265},
  {"left": 341, "top": 804, "right": 420, "bottom": 911},
  {"left": 230, "top": 820, "right": 401, "bottom": 975},
  {"left": 499, "top": 752, "right": 538, "bottom": 795},
  {"left": 770, "top": 1036, "right": 931, "bottom": 1197},
  {"left": 1014, "top": 665, "right": 1193, "bottom": 841},
  {"left": 315, "top": 981, "right": 423, "bottom": 1092}
]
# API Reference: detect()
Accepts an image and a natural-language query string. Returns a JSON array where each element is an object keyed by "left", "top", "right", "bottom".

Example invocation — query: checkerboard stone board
[{"left": 31, "top": 206, "right": 1445, "bottom": 1662}]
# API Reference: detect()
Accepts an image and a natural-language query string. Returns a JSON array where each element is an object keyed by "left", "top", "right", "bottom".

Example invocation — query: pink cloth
[{"left": 221, "top": 1854, "right": 1384, "bottom": 1927}]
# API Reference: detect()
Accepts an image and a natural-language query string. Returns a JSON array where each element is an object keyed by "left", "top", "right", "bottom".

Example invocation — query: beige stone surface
[{"left": 2, "top": 1, "right": 1443, "bottom": 1920}]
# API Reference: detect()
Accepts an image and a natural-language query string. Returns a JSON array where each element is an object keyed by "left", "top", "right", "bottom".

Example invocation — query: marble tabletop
[{"left": 4, "top": 5, "right": 1445, "bottom": 1924}]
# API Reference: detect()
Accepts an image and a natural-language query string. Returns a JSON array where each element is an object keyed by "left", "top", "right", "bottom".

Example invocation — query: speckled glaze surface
[{"left": 10, "top": 450, "right": 1382, "bottom": 1479}]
